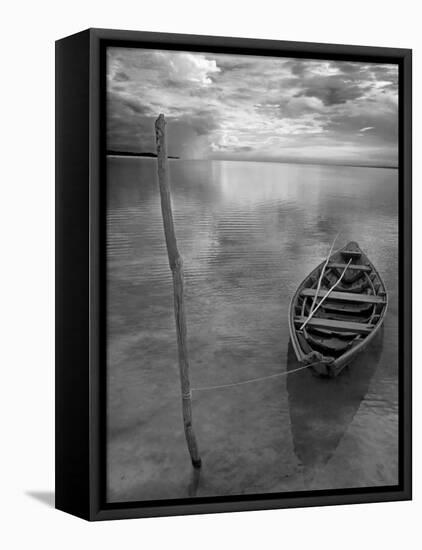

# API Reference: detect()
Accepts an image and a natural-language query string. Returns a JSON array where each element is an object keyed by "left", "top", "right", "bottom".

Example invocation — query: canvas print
[{"left": 106, "top": 47, "right": 399, "bottom": 503}]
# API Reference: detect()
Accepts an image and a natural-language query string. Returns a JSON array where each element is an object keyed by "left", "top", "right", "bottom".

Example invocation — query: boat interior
[{"left": 293, "top": 242, "right": 387, "bottom": 361}]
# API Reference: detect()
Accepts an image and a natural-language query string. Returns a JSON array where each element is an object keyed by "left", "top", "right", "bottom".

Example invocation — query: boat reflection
[{"left": 286, "top": 329, "right": 383, "bottom": 484}]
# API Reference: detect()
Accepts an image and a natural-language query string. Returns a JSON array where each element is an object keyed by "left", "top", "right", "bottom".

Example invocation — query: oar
[
  {"left": 309, "top": 233, "right": 339, "bottom": 316},
  {"left": 299, "top": 259, "right": 352, "bottom": 331}
]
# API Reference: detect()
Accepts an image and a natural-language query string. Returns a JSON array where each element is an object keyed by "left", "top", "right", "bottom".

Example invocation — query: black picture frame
[{"left": 55, "top": 28, "right": 412, "bottom": 521}]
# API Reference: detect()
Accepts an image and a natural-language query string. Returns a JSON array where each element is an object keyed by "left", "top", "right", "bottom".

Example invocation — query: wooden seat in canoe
[
  {"left": 341, "top": 242, "right": 362, "bottom": 260},
  {"left": 300, "top": 289, "right": 385, "bottom": 304},
  {"left": 328, "top": 262, "right": 371, "bottom": 272},
  {"left": 305, "top": 308, "right": 370, "bottom": 324},
  {"left": 322, "top": 300, "right": 373, "bottom": 315},
  {"left": 294, "top": 316, "right": 374, "bottom": 334}
]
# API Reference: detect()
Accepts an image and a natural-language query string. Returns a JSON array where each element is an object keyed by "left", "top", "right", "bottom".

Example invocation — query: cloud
[
  {"left": 114, "top": 71, "right": 130, "bottom": 82},
  {"left": 108, "top": 91, "right": 152, "bottom": 115},
  {"left": 165, "top": 53, "right": 220, "bottom": 85},
  {"left": 294, "top": 75, "right": 370, "bottom": 106},
  {"left": 106, "top": 48, "right": 398, "bottom": 165}
]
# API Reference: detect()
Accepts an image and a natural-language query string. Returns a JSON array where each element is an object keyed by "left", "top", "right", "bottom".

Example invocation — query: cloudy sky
[{"left": 107, "top": 47, "right": 398, "bottom": 167}]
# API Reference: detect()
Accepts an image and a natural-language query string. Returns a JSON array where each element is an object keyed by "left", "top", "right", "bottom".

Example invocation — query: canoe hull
[{"left": 288, "top": 242, "right": 388, "bottom": 378}]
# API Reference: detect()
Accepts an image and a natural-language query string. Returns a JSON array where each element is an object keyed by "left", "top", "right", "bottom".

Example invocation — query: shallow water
[{"left": 106, "top": 158, "right": 399, "bottom": 502}]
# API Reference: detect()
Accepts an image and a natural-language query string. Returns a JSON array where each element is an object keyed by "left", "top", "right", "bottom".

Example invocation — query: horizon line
[
  {"left": 107, "top": 151, "right": 398, "bottom": 170},
  {"left": 206, "top": 157, "right": 399, "bottom": 170}
]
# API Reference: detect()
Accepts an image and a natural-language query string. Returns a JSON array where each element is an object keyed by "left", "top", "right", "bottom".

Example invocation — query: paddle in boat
[{"left": 288, "top": 241, "right": 388, "bottom": 377}]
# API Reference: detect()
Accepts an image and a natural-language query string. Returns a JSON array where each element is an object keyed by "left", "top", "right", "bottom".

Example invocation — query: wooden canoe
[{"left": 288, "top": 241, "right": 388, "bottom": 377}]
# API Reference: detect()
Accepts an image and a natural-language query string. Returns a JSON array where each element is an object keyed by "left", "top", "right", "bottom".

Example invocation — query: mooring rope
[{"left": 191, "top": 360, "right": 320, "bottom": 392}]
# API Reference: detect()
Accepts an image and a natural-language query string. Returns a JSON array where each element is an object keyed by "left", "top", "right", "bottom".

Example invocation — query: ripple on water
[{"left": 106, "top": 158, "right": 399, "bottom": 502}]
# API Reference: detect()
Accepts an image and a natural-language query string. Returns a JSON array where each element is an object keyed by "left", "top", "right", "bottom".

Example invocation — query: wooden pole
[{"left": 154, "top": 114, "right": 202, "bottom": 468}]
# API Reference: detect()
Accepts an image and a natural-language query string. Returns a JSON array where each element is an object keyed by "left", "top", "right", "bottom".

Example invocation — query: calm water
[{"left": 107, "top": 158, "right": 399, "bottom": 502}]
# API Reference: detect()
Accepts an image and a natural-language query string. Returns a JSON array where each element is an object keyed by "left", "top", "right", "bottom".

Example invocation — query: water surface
[{"left": 107, "top": 158, "right": 398, "bottom": 502}]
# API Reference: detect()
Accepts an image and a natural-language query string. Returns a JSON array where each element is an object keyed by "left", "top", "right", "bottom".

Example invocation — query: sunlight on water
[{"left": 106, "top": 158, "right": 399, "bottom": 502}]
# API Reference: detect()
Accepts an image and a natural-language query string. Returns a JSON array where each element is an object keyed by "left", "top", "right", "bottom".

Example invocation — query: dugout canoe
[{"left": 288, "top": 241, "right": 388, "bottom": 377}]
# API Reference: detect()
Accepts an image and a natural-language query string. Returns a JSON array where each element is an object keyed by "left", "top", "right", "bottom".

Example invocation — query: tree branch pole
[{"left": 154, "top": 114, "right": 202, "bottom": 468}]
